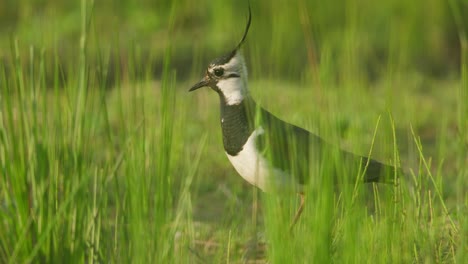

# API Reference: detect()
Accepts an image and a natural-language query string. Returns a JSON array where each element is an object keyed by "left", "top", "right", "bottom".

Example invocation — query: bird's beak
[{"left": 189, "top": 75, "right": 210, "bottom": 92}]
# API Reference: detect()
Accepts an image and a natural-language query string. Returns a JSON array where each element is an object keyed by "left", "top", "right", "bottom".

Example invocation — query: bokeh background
[{"left": 0, "top": 0, "right": 464, "bottom": 84}]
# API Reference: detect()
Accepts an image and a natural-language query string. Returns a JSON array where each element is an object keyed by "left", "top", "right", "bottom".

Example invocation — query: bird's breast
[
  {"left": 225, "top": 127, "right": 271, "bottom": 191},
  {"left": 225, "top": 127, "right": 300, "bottom": 192},
  {"left": 220, "top": 100, "right": 253, "bottom": 155}
]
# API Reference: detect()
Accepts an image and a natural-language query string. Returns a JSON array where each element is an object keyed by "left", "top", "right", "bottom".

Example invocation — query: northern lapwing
[{"left": 189, "top": 6, "right": 400, "bottom": 230}]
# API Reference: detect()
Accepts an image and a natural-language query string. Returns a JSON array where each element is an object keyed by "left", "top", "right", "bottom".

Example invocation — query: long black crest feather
[
  {"left": 211, "top": 4, "right": 252, "bottom": 65},
  {"left": 235, "top": 3, "right": 252, "bottom": 51}
]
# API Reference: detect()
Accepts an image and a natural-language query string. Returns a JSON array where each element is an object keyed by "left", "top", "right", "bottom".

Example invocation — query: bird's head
[{"left": 189, "top": 6, "right": 251, "bottom": 105}]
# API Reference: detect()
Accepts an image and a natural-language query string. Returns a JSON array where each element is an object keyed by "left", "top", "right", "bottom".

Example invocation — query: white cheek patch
[
  {"left": 217, "top": 78, "right": 245, "bottom": 105},
  {"left": 213, "top": 52, "right": 249, "bottom": 105},
  {"left": 223, "top": 54, "right": 242, "bottom": 70}
]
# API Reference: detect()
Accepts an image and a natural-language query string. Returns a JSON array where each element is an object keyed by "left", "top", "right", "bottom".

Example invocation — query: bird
[{"left": 189, "top": 6, "right": 400, "bottom": 230}]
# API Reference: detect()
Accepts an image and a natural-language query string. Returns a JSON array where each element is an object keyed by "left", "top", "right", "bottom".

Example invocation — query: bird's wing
[
  {"left": 255, "top": 109, "right": 323, "bottom": 185},
  {"left": 255, "top": 108, "right": 400, "bottom": 185},
  {"left": 341, "top": 151, "right": 400, "bottom": 183}
]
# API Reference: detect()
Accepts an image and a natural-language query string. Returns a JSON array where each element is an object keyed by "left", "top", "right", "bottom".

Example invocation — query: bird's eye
[{"left": 214, "top": 68, "right": 224, "bottom": 77}]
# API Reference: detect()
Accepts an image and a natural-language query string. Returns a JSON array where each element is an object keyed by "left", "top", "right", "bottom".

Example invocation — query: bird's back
[{"left": 254, "top": 106, "right": 399, "bottom": 187}]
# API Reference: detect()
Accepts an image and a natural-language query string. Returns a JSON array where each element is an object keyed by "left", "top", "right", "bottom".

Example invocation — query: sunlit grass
[{"left": 0, "top": 0, "right": 466, "bottom": 263}]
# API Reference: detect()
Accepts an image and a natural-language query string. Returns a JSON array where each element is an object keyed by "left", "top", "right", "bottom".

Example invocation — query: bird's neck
[{"left": 219, "top": 95, "right": 258, "bottom": 156}]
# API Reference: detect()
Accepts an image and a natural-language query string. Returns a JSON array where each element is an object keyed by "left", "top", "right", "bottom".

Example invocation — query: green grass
[{"left": 0, "top": 0, "right": 467, "bottom": 263}]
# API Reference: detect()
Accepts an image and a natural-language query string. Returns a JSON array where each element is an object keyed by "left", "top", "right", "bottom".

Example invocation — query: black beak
[{"left": 189, "top": 75, "right": 210, "bottom": 92}]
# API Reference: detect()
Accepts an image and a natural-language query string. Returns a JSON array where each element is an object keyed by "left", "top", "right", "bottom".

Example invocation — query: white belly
[{"left": 226, "top": 127, "right": 298, "bottom": 192}]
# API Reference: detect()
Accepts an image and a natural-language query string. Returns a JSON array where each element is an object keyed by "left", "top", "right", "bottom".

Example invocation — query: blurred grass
[
  {"left": 0, "top": 0, "right": 467, "bottom": 262},
  {"left": 0, "top": 0, "right": 465, "bottom": 83}
]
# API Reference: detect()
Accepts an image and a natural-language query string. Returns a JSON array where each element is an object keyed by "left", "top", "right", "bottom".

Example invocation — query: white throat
[{"left": 218, "top": 78, "right": 248, "bottom": 105}]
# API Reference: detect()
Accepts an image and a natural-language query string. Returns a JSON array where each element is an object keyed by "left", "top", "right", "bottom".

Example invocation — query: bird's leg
[{"left": 289, "top": 192, "right": 305, "bottom": 232}]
